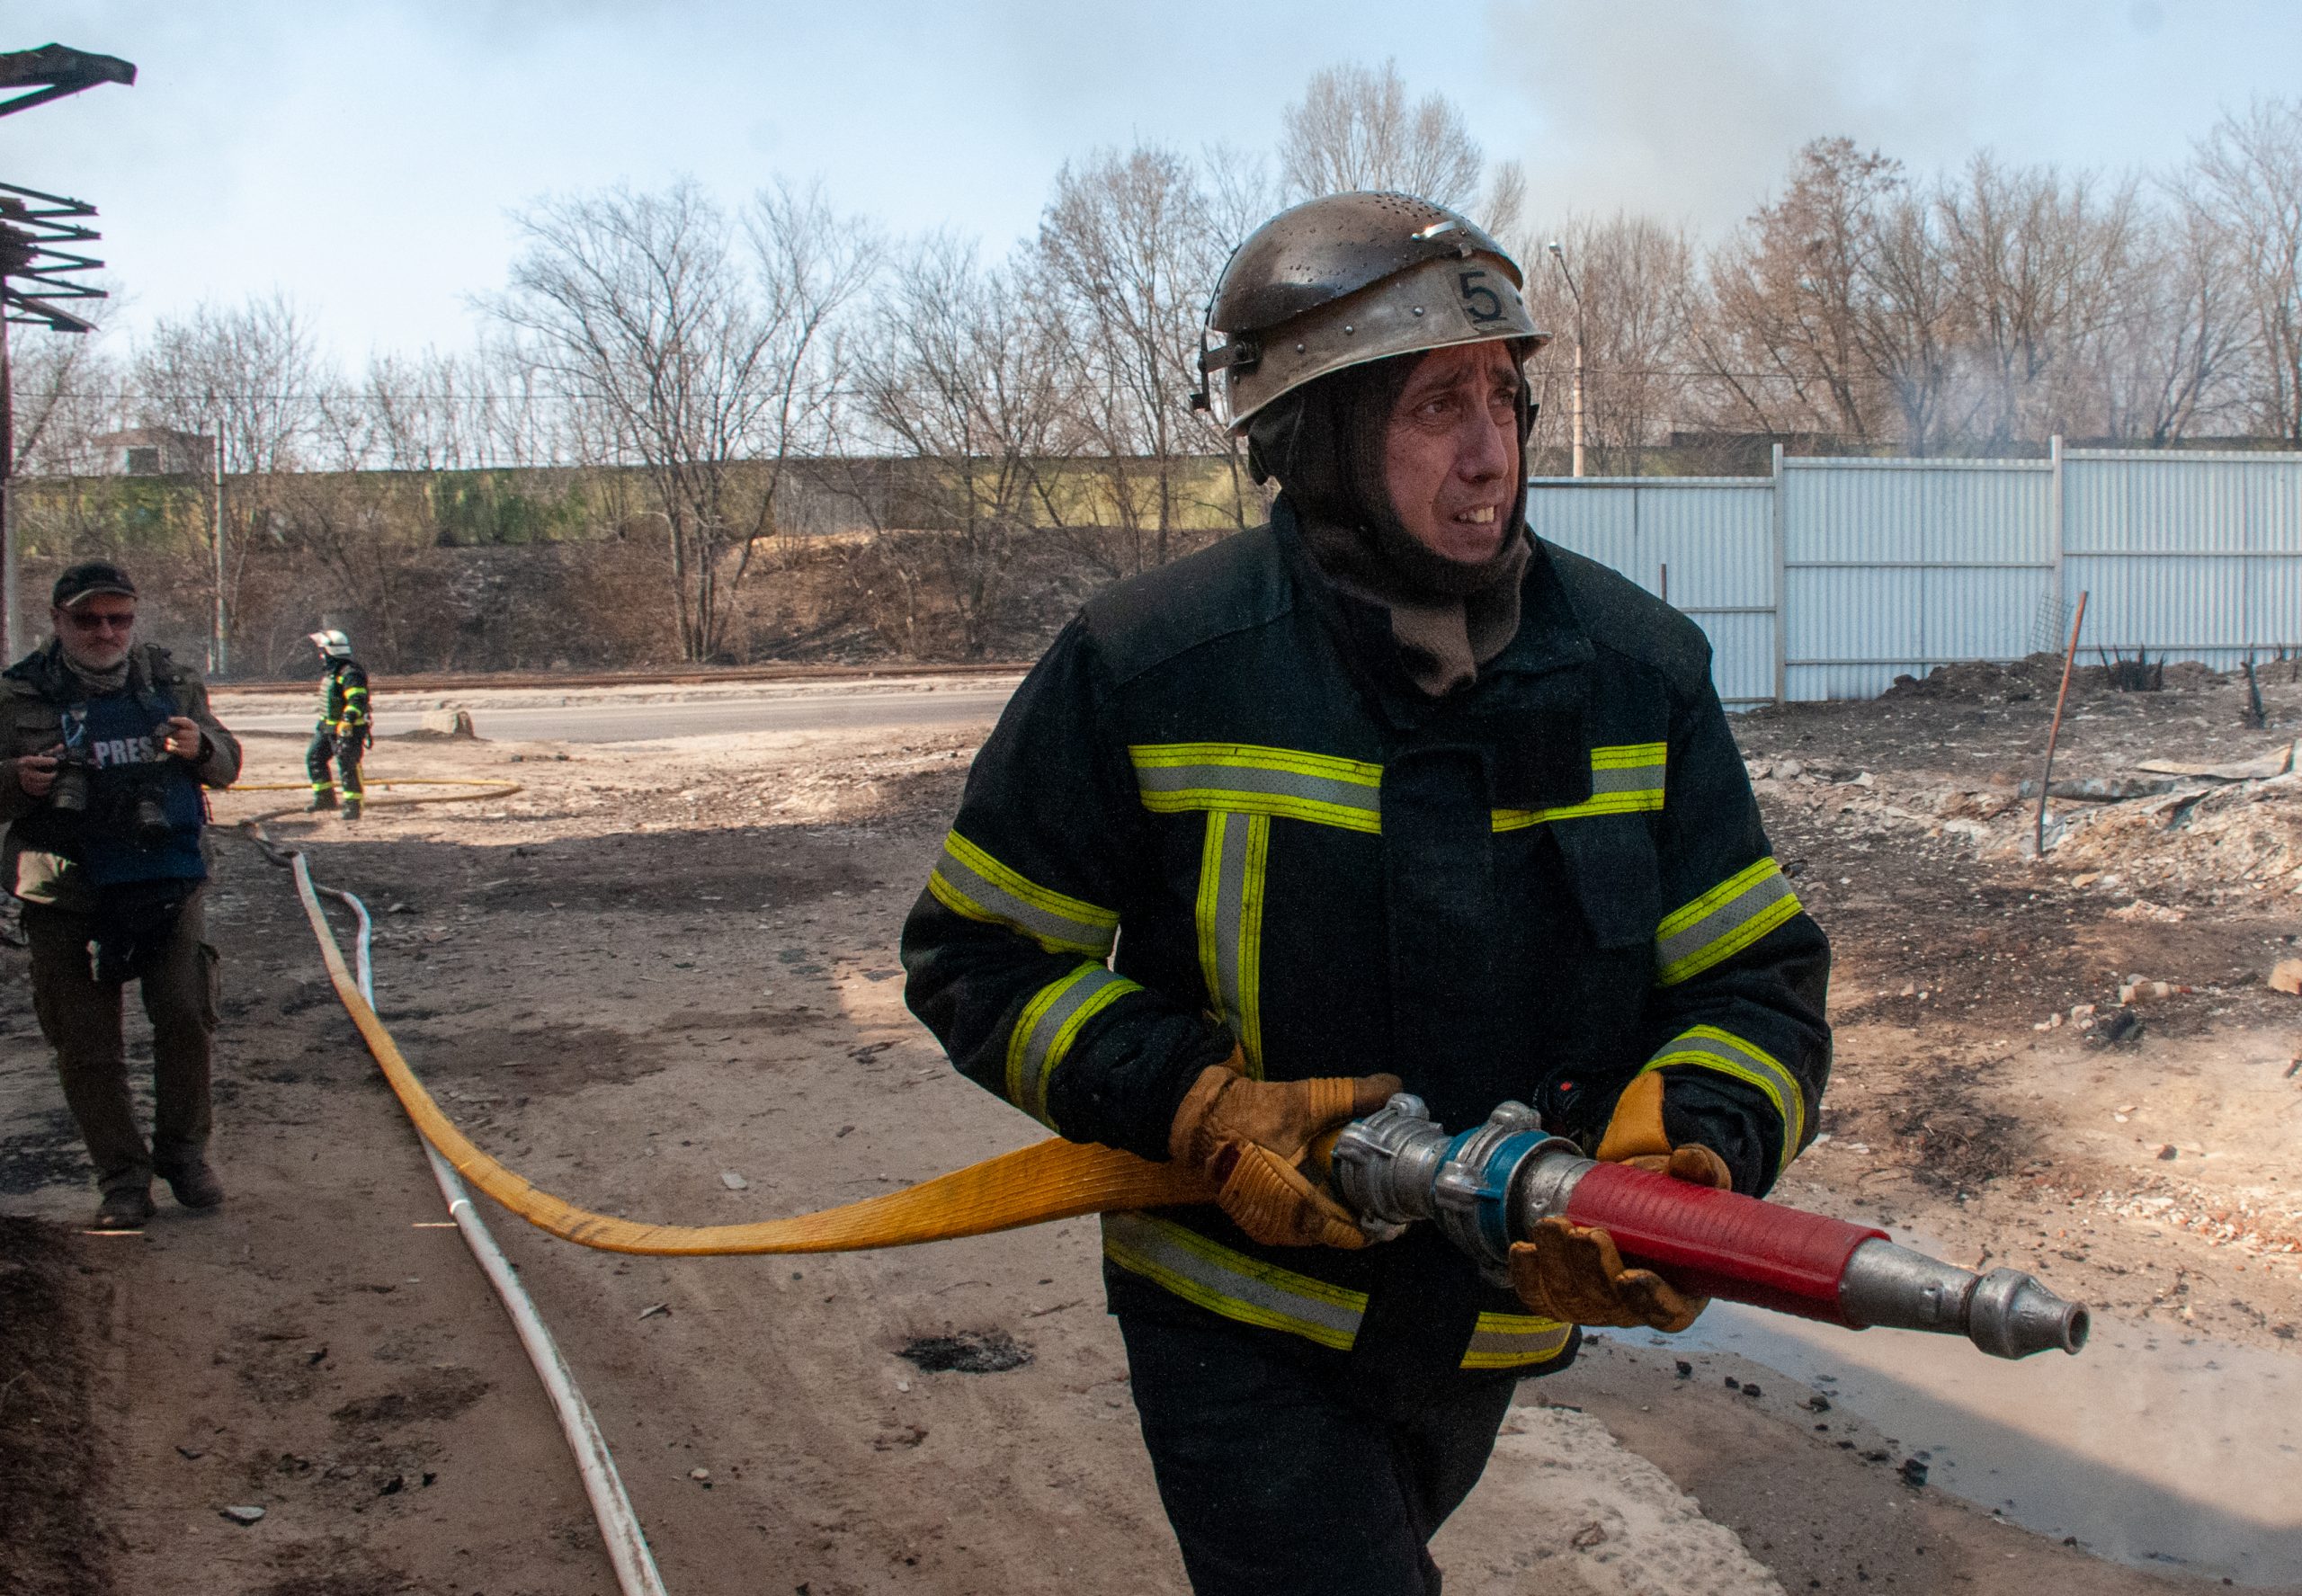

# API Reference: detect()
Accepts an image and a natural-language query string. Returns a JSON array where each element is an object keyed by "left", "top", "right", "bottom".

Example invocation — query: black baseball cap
[{"left": 52, "top": 560, "right": 138, "bottom": 609}]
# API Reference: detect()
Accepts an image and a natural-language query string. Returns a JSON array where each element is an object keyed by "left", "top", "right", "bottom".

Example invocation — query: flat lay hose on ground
[
  {"left": 245, "top": 804, "right": 2088, "bottom": 1360},
  {"left": 228, "top": 776, "right": 525, "bottom": 809},
  {"left": 282, "top": 849, "right": 1216, "bottom": 1252}
]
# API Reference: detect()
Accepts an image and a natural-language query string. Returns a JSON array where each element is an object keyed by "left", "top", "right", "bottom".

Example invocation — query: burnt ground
[
  {"left": 0, "top": 1217, "right": 115, "bottom": 1595},
  {"left": 0, "top": 664, "right": 2298, "bottom": 1594}
]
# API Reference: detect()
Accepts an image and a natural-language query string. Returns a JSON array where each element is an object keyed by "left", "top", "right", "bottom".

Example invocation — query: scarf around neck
[{"left": 60, "top": 644, "right": 130, "bottom": 697}]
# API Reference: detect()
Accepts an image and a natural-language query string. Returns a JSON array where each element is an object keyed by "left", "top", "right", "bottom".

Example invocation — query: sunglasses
[{"left": 64, "top": 611, "right": 137, "bottom": 633}]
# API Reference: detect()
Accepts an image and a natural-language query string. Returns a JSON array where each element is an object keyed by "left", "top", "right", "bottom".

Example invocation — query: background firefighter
[
  {"left": 1, "top": 560, "right": 244, "bottom": 1231},
  {"left": 900, "top": 192, "right": 1831, "bottom": 1596},
  {"left": 306, "top": 628, "right": 370, "bottom": 818}
]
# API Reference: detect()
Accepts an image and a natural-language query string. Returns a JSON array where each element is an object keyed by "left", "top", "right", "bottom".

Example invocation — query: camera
[
  {"left": 46, "top": 747, "right": 174, "bottom": 849},
  {"left": 45, "top": 745, "right": 94, "bottom": 815}
]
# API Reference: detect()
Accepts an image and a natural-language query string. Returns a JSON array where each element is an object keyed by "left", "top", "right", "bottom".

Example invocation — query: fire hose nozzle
[
  {"left": 1839, "top": 1240, "right": 2091, "bottom": 1358},
  {"left": 1332, "top": 1097, "right": 2092, "bottom": 1360}
]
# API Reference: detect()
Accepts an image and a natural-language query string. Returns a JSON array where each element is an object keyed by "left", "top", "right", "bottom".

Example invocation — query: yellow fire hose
[
  {"left": 228, "top": 776, "right": 527, "bottom": 810},
  {"left": 264, "top": 820, "right": 1214, "bottom": 1255}
]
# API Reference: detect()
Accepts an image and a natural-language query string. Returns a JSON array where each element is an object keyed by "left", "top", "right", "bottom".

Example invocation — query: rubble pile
[
  {"left": 1751, "top": 736, "right": 2302, "bottom": 905},
  {"left": 2045, "top": 766, "right": 2302, "bottom": 900},
  {"left": 2084, "top": 1181, "right": 2302, "bottom": 1268}
]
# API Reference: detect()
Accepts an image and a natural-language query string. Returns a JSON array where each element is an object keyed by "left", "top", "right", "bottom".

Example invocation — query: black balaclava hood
[{"left": 1246, "top": 346, "right": 1537, "bottom": 693}]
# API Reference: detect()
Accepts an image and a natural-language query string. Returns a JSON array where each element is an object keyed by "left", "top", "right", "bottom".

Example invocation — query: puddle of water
[{"left": 1602, "top": 1298, "right": 2302, "bottom": 1586}]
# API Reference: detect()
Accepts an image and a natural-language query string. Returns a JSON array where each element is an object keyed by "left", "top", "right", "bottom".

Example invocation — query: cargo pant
[
  {"left": 22, "top": 886, "right": 219, "bottom": 1194},
  {"left": 306, "top": 724, "right": 365, "bottom": 804}
]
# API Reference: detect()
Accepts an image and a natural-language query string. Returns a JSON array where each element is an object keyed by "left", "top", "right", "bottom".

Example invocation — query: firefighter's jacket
[
  {"left": 902, "top": 498, "right": 1831, "bottom": 1392},
  {"left": 317, "top": 658, "right": 370, "bottom": 741}
]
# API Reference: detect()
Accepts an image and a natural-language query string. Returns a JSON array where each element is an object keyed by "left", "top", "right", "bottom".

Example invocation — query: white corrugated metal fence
[{"left": 1528, "top": 441, "right": 2302, "bottom": 706}]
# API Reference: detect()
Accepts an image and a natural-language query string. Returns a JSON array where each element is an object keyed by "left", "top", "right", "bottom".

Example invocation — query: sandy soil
[{"left": 4, "top": 661, "right": 2299, "bottom": 1595}]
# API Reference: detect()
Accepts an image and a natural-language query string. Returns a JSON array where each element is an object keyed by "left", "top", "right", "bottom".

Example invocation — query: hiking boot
[
  {"left": 93, "top": 1184, "right": 156, "bottom": 1230},
  {"left": 157, "top": 1156, "right": 226, "bottom": 1210},
  {"left": 343, "top": 796, "right": 362, "bottom": 822},
  {"left": 308, "top": 789, "right": 338, "bottom": 813}
]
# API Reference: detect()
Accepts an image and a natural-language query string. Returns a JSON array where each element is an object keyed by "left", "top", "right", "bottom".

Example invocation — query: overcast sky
[{"left": 10, "top": 0, "right": 2301, "bottom": 366}]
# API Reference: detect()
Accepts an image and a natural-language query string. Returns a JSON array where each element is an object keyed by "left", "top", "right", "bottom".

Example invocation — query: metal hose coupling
[{"left": 1331, "top": 1095, "right": 2091, "bottom": 1360}]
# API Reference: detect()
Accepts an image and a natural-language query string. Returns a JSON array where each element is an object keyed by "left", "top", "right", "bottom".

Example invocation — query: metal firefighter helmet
[
  {"left": 1194, "top": 191, "right": 1549, "bottom": 431},
  {"left": 309, "top": 629, "right": 352, "bottom": 660}
]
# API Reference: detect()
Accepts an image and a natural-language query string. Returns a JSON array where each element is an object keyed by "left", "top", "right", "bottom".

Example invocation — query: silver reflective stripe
[
  {"left": 1137, "top": 760, "right": 1378, "bottom": 813},
  {"left": 1008, "top": 964, "right": 1139, "bottom": 1127},
  {"left": 1655, "top": 859, "right": 1801, "bottom": 985},
  {"left": 1130, "top": 745, "right": 1384, "bottom": 832},
  {"left": 1645, "top": 1025, "right": 1806, "bottom": 1171},
  {"left": 1102, "top": 1212, "right": 1367, "bottom": 1350},
  {"left": 929, "top": 832, "right": 1118, "bottom": 957},
  {"left": 1592, "top": 760, "right": 1665, "bottom": 796},
  {"left": 1197, "top": 810, "right": 1269, "bottom": 1075},
  {"left": 1459, "top": 1311, "right": 1574, "bottom": 1369}
]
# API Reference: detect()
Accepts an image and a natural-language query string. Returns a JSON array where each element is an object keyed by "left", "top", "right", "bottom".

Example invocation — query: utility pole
[
  {"left": 210, "top": 428, "right": 227, "bottom": 676},
  {"left": 2, "top": 310, "right": 14, "bottom": 660},
  {"left": 1545, "top": 241, "right": 1586, "bottom": 478}
]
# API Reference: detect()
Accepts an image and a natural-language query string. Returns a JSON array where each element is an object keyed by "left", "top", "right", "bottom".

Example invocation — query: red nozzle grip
[{"left": 1563, "top": 1163, "right": 1886, "bottom": 1325}]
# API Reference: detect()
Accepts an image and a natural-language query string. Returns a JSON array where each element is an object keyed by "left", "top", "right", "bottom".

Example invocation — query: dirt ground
[{"left": 4, "top": 660, "right": 2299, "bottom": 1595}]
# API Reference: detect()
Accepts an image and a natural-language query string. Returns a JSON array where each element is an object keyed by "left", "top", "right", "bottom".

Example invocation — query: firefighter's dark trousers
[
  {"left": 23, "top": 887, "right": 219, "bottom": 1194},
  {"left": 306, "top": 725, "right": 364, "bottom": 800},
  {"left": 1119, "top": 1310, "right": 1518, "bottom": 1596}
]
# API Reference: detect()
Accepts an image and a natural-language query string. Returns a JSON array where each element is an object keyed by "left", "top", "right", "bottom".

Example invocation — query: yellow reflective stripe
[
  {"left": 1642, "top": 1024, "right": 1805, "bottom": 1172},
  {"left": 928, "top": 830, "right": 1119, "bottom": 957},
  {"left": 1132, "top": 742, "right": 1384, "bottom": 784},
  {"left": 1195, "top": 810, "right": 1270, "bottom": 1078},
  {"left": 1102, "top": 1213, "right": 1366, "bottom": 1350},
  {"left": 1004, "top": 964, "right": 1141, "bottom": 1127},
  {"left": 1131, "top": 743, "right": 1383, "bottom": 834},
  {"left": 1655, "top": 858, "right": 1802, "bottom": 985},
  {"left": 1131, "top": 742, "right": 1666, "bottom": 834},
  {"left": 1460, "top": 1310, "right": 1575, "bottom": 1369},
  {"left": 1491, "top": 743, "right": 1668, "bottom": 832}
]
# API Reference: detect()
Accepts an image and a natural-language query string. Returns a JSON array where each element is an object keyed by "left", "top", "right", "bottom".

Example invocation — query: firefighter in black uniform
[
  {"left": 900, "top": 192, "right": 1831, "bottom": 1596},
  {"left": 306, "top": 629, "right": 370, "bottom": 818}
]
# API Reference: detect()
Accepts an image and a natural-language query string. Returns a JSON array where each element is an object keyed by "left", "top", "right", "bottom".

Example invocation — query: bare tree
[
  {"left": 1279, "top": 60, "right": 1521, "bottom": 234},
  {"left": 2185, "top": 99, "right": 2302, "bottom": 443},
  {"left": 1034, "top": 145, "right": 1244, "bottom": 575},
  {"left": 843, "top": 234, "right": 1063, "bottom": 657},
  {"left": 1688, "top": 139, "right": 1905, "bottom": 444},
  {"left": 1521, "top": 213, "right": 1700, "bottom": 469},
  {"left": 1932, "top": 155, "right": 2146, "bottom": 447},
  {"left": 486, "top": 180, "right": 872, "bottom": 661},
  {"left": 8, "top": 321, "right": 123, "bottom": 474},
  {"left": 1203, "top": 142, "right": 1281, "bottom": 254},
  {"left": 741, "top": 179, "right": 879, "bottom": 553},
  {"left": 2102, "top": 193, "right": 2251, "bottom": 441},
  {"left": 133, "top": 292, "right": 324, "bottom": 472}
]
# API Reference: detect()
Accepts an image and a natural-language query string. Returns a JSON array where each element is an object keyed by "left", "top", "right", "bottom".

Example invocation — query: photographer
[{"left": 2, "top": 561, "right": 243, "bottom": 1230}]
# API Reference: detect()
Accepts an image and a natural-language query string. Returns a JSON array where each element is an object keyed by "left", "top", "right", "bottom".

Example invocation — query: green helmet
[{"left": 1194, "top": 191, "right": 1548, "bottom": 432}]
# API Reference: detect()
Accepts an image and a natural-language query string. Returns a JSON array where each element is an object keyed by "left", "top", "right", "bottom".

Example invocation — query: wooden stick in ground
[{"left": 2035, "top": 590, "right": 2090, "bottom": 857}]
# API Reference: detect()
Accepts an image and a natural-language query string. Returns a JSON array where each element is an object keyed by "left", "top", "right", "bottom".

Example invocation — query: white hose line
[{"left": 290, "top": 850, "right": 670, "bottom": 1596}]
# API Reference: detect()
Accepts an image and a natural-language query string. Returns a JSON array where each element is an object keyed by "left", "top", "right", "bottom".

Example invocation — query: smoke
[{"left": 1485, "top": 0, "right": 2275, "bottom": 237}]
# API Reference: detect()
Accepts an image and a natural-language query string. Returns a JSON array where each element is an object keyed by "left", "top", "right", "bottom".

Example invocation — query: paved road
[{"left": 226, "top": 682, "right": 1021, "bottom": 744}]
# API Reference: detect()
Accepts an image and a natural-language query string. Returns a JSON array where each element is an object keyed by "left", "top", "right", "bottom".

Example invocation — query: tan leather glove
[
  {"left": 1594, "top": 1070, "right": 1735, "bottom": 1188},
  {"left": 1169, "top": 1052, "right": 1400, "bottom": 1249},
  {"left": 1508, "top": 1217, "right": 1709, "bottom": 1332},
  {"left": 1506, "top": 1072, "right": 1733, "bottom": 1331}
]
